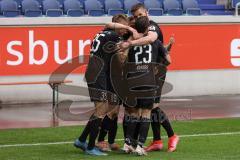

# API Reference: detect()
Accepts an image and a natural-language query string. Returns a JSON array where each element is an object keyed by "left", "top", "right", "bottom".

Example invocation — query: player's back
[
  {"left": 90, "top": 29, "right": 121, "bottom": 58},
  {"left": 128, "top": 39, "right": 162, "bottom": 64},
  {"left": 89, "top": 29, "right": 121, "bottom": 72}
]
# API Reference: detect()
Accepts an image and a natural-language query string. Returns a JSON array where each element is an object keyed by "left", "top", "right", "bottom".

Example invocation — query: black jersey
[
  {"left": 149, "top": 20, "right": 164, "bottom": 43},
  {"left": 128, "top": 40, "right": 165, "bottom": 64},
  {"left": 127, "top": 40, "right": 165, "bottom": 87},
  {"left": 90, "top": 29, "right": 122, "bottom": 72}
]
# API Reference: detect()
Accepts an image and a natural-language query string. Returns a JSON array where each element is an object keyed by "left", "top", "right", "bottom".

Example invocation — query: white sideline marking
[
  {"left": 162, "top": 98, "right": 193, "bottom": 102},
  {"left": 0, "top": 131, "right": 240, "bottom": 148}
]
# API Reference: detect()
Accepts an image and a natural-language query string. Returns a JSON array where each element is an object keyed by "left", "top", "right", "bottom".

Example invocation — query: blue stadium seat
[
  {"left": 186, "top": 8, "right": 201, "bottom": 15},
  {"left": 232, "top": 0, "right": 240, "bottom": 8},
  {"left": 163, "top": 0, "right": 181, "bottom": 11},
  {"left": 163, "top": 0, "right": 182, "bottom": 13},
  {"left": 197, "top": 0, "right": 225, "bottom": 14},
  {"left": 25, "top": 10, "right": 42, "bottom": 17},
  {"left": 46, "top": 9, "right": 63, "bottom": 16},
  {"left": 42, "top": 0, "right": 62, "bottom": 15},
  {"left": 21, "top": 0, "right": 42, "bottom": 17},
  {"left": 108, "top": 9, "right": 125, "bottom": 16},
  {"left": 105, "top": 0, "right": 123, "bottom": 13},
  {"left": 84, "top": 0, "right": 103, "bottom": 14},
  {"left": 199, "top": 5, "right": 225, "bottom": 10},
  {"left": 144, "top": 0, "right": 162, "bottom": 10},
  {"left": 67, "top": 9, "right": 84, "bottom": 16},
  {"left": 124, "top": 0, "right": 141, "bottom": 12},
  {"left": 63, "top": 0, "right": 83, "bottom": 14},
  {"left": 3, "top": 10, "right": 21, "bottom": 17},
  {"left": 88, "top": 9, "right": 105, "bottom": 16},
  {"left": 13, "top": 0, "right": 22, "bottom": 9},
  {"left": 197, "top": 0, "right": 216, "bottom": 4},
  {"left": 202, "top": 10, "right": 233, "bottom": 15},
  {"left": 0, "top": 0, "right": 20, "bottom": 17},
  {"left": 148, "top": 8, "right": 163, "bottom": 16},
  {"left": 182, "top": 0, "right": 199, "bottom": 11},
  {"left": 167, "top": 8, "right": 183, "bottom": 15}
]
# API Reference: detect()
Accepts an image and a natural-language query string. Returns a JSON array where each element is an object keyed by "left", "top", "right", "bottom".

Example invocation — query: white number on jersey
[
  {"left": 91, "top": 33, "right": 105, "bottom": 52},
  {"left": 134, "top": 44, "right": 152, "bottom": 64}
]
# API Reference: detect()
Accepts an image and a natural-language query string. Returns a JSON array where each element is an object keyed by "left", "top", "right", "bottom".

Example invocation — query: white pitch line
[
  {"left": 162, "top": 98, "right": 193, "bottom": 102},
  {"left": 1, "top": 131, "right": 240, "bottom": 148}
]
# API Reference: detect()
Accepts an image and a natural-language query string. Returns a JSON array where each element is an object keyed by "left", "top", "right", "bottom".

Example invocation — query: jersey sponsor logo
[{"left": 231, "top": 39, "right": 240, "bottom": 67}]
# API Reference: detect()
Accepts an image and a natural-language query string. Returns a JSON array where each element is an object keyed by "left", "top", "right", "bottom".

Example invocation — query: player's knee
[
  {"left": 107, "top": 105, "right": 120, "bottom": 119},
  {"left": 159, "top": 108, "right": 168, "bottom": 122},
  {"left": 126, "top": 107, "right": 140, "bottom": 117},
  {"left": 94, "top": 101, "right": 109, "bottom": 118},
  {"left": 141, "top": 109, "right": 151, "bottom": 119}
]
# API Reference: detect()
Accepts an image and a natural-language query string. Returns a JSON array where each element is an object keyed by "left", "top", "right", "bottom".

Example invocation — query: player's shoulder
[
  {"left": 103, "top": 29, "right": 118, "bottom": 36},
  {"left": 149, "top": 20, "right": 160, "bottom": 31}
]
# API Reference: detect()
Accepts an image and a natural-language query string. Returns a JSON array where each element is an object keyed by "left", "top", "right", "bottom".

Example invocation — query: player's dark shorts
[
  {"left": 87, "top": 71, "right": 108, "bottom": 102},
  {"left": 123, "top": 86, "right": 155, "bottom": 109},
  {"left": 87, "top": 71, "right": 121, "bottom": 104},
  {"left": 136, "top": 98, "right": 154, "bottom": 109},
  {"left": 123, "top": 98, "right": 154, "bottom": 109}
]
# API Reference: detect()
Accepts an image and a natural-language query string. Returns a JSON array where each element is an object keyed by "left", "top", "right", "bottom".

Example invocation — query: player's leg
[
  {"left": 145, "top": 105, "right": 163, "bottom": 152},
  {"left": 158, "top": 107, "right": 179, "bottom": 152},
  {"left": 146, "top": 71, "right": 165, "bottom": 152},
  {"left": 97, "top": 104, "right": 120, "bottom": 151},
  {"left": 85, "top": 101, "right": 109, "bottom": 155},
  {"left": 107, "top": 104, "right": 120, "bottom": 150},
  {"left": 135, "top": 108, "right": 151, "bottom": 156},
  {"left": 96, "top": 115, "right": 111, "bottom": 152},
  {"left": 123, "top": 107, "right": 140, "bottom": 153}
]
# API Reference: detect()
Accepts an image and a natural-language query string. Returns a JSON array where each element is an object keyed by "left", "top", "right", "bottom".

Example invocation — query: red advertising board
[{"left": 0, "top": 24, "right": 239, "bottom": 76}]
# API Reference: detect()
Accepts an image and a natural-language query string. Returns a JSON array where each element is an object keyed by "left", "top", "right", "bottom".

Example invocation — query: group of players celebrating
[{"left": 73, "top": 3, "right": 179, "bottom": 156}]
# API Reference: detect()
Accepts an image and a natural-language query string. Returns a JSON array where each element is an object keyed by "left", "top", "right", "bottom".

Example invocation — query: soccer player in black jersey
[
  {"left": 120, "top": 3, "right": 179, "bottom": 153},
  {"left": 123, "top": 16, "right": 167, "bottom": 156},
  {"left": 73, "top": 14, "right": 129, "bottom": 156}
]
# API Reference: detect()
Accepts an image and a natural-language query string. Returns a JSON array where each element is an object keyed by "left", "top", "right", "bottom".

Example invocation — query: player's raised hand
[{"left": 169, "top": 35, "right": 175, "bottom": 44}]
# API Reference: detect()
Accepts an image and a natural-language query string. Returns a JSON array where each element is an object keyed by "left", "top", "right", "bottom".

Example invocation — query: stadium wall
[{"left": 0, "top": 16, "right": 240, "bottom": 104}]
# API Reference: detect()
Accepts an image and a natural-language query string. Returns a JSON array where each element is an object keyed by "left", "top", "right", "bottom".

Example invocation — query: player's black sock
[
  {"left": 159, "top": 108, "right": 174, "bottom": 138},
  {"left": 108, "top": 117, "right": 118, "bottom": 144},
  {"left": 87, "top": 116, "right": 102, "bottom": 150},
  {"left": 138, "top": 117, "right": 151, "bottom": 147},
  {"left": 98, "top": 116, "right": 109, "bottom": 142},
  {"left": 133, "top": 122, "right": 140, "bottom": 140},
  {"left": 124, "top": 115, "right": 139, "bottom": 146},
  {"left": 79, "top": 115, "right": 93, "bottom": 142},
  {"left": 123, "top": 115, "right": 128, "bottom": 139},
  {"left": 151, "top": 107, "right": 161, "bottom": 141}
]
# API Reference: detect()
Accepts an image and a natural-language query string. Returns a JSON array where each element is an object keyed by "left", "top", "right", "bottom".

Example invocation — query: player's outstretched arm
[
  {"left": 105, "top": 22, "right": 136, "bottom": 33},
  {"left": 119, "top": 31, "right": 158, "bottom": 50},
  {"left": 105, "top": 22, "right": 128, "bottom": 30},
  {"left": 131, "top": 31, "right": 158, "bottom": 46}
]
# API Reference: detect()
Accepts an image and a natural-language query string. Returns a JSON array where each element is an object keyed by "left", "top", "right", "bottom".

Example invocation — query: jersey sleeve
[
  {"left": 156, "top": 41, "right": 168, "bottom": 62},
  {"left": 148, "top": 23, "right": 164, "bottom": 43}
]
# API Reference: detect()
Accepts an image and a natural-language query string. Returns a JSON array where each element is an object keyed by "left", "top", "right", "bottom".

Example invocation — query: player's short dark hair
[
  {"left": 131, "top": 3, "right": 146, "bottom": 14},
  {"left": 128, "top": 16, "right": 135, "bottom": 28},
  {"left": 112, "top": 14, "right": 128, "bottom": 23},
  {"left": 134, "top": 16, "right": 150, "bottom": 33}
]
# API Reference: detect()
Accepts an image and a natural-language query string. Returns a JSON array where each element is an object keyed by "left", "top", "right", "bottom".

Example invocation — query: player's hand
[
  {"left": 169, "top": 35, "right": 175, "bottom": 44},
  {"left": 128, "top": 27, "right": 142, "bottom": 40},
  {"left": 118, "top": 41, "right": 131, "bottom": 51}
]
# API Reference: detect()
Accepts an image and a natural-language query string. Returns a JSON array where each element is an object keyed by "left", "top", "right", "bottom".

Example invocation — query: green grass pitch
[{"left": 0, "top": 118, "right": 240, "bottom": 160}]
